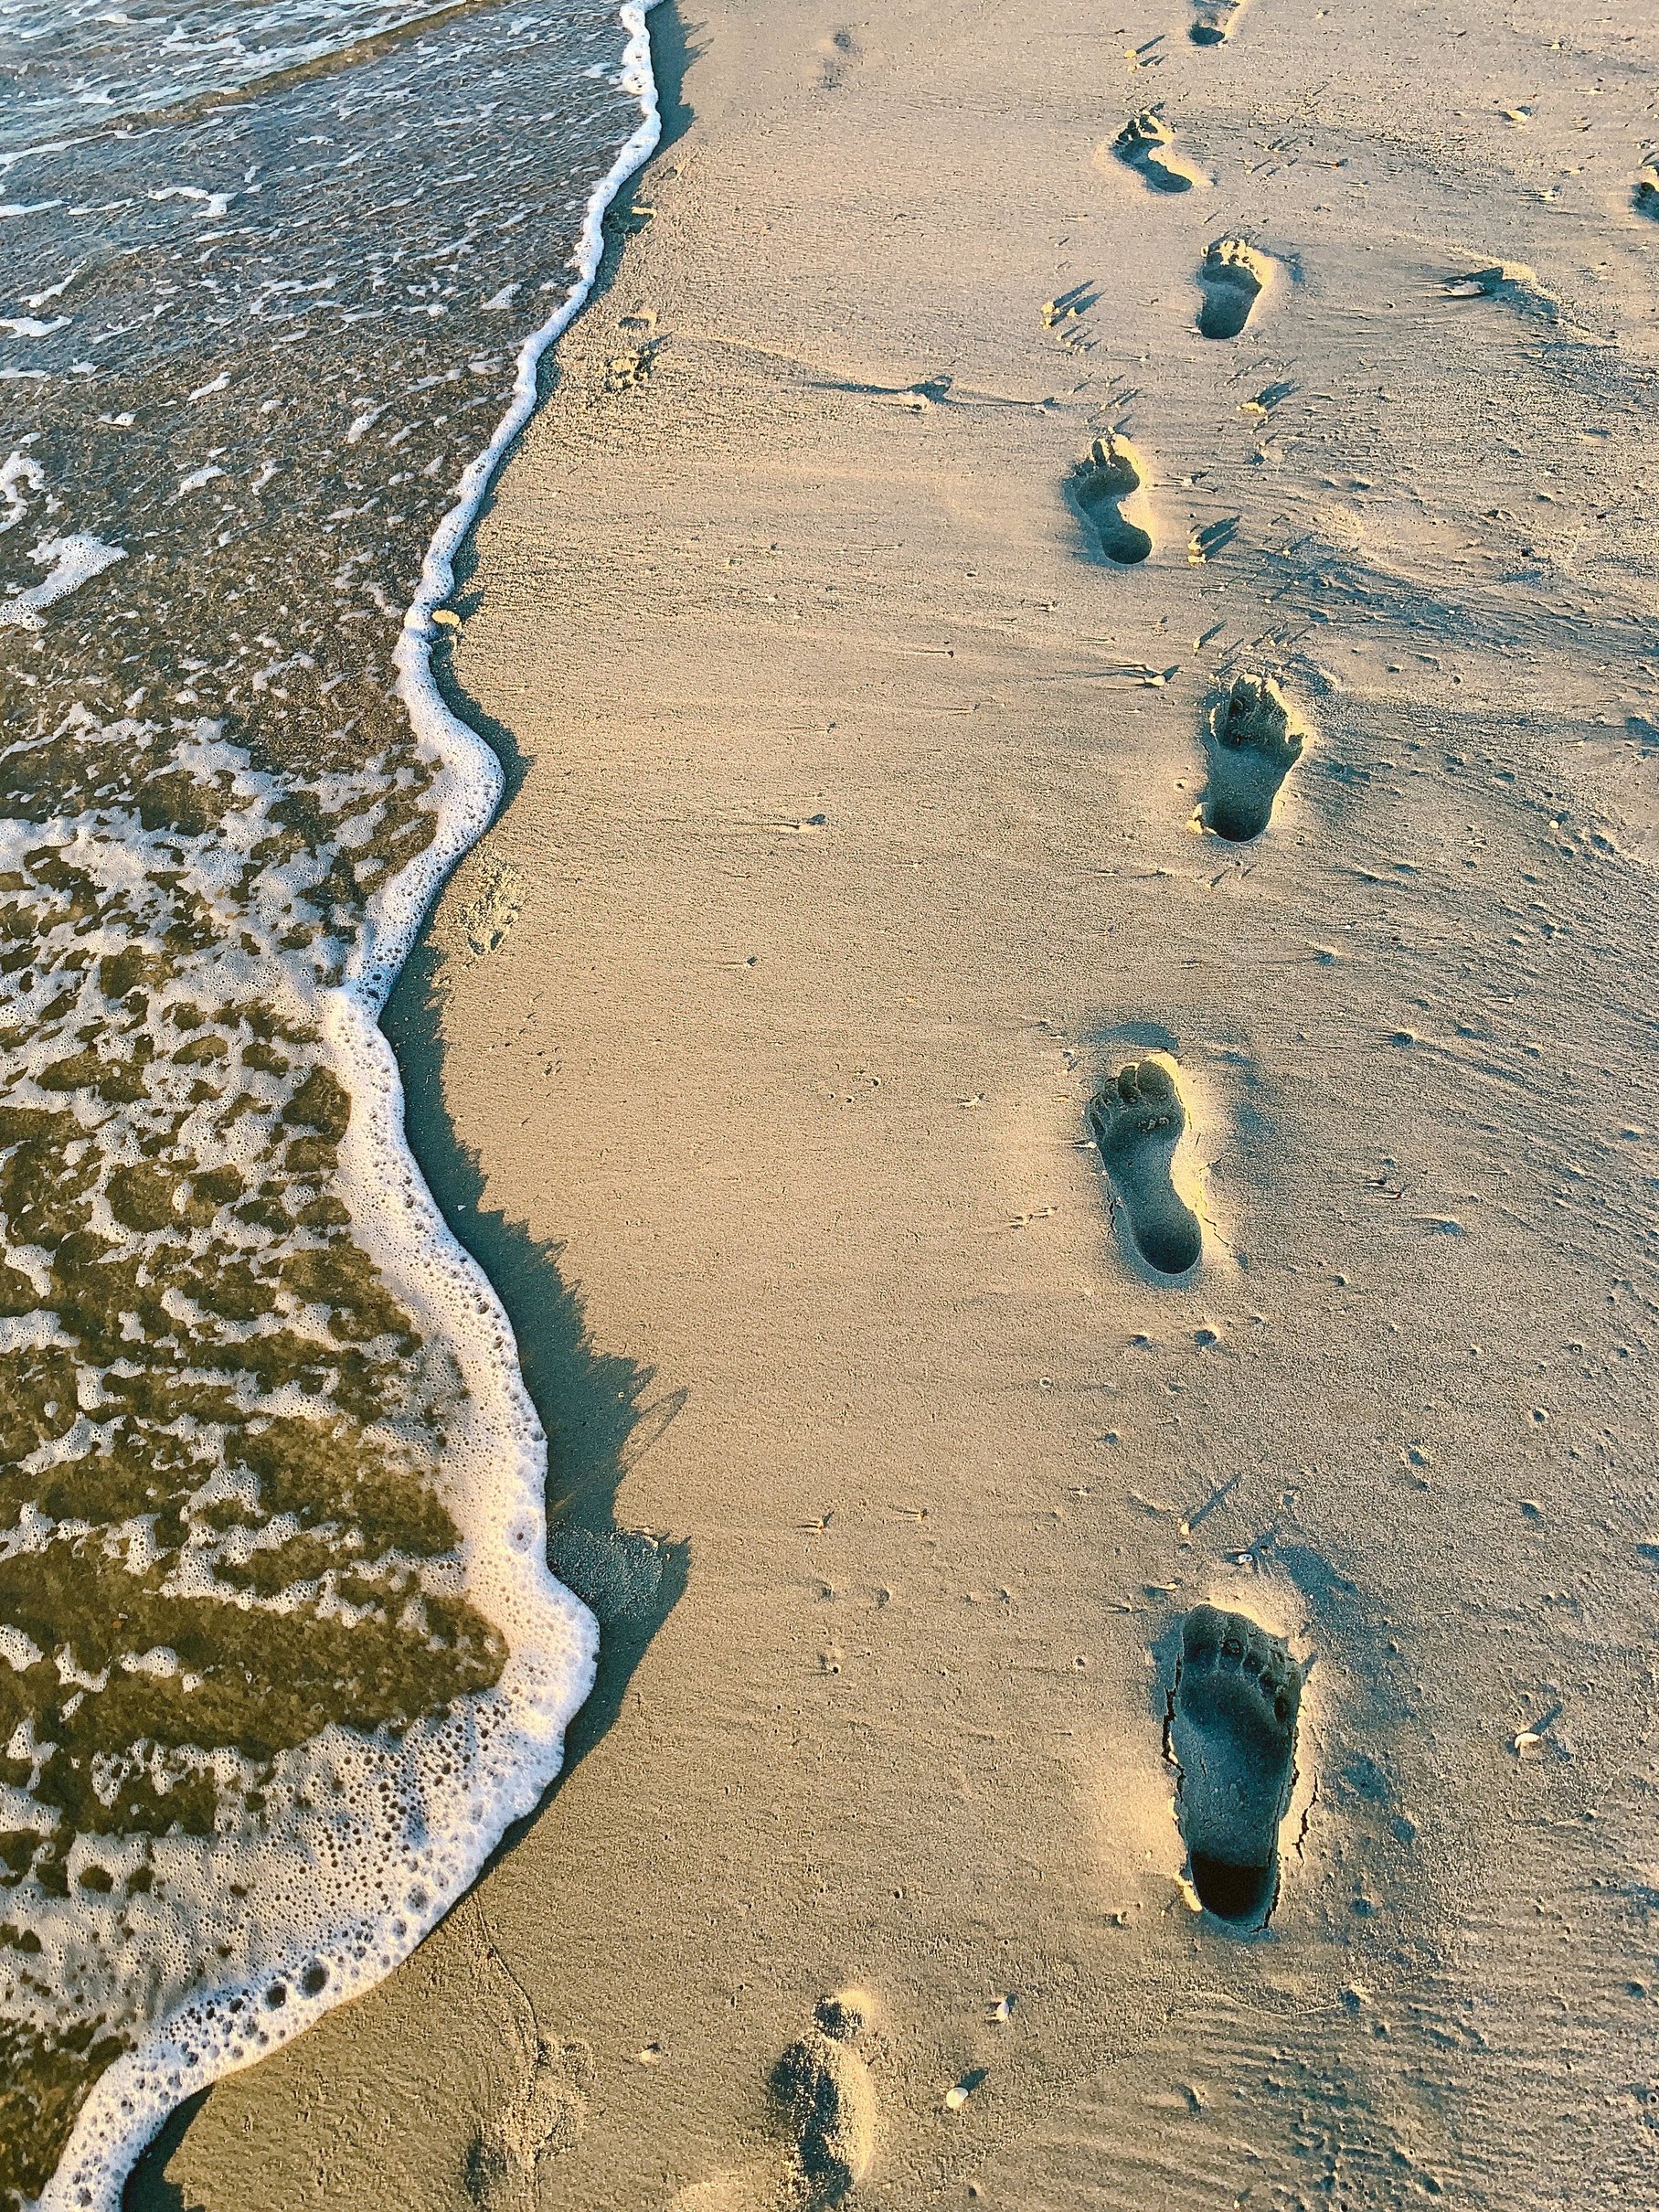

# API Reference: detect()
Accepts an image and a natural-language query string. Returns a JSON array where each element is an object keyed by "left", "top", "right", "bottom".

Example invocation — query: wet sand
[{"left": 138, "top": 0, "right": 1659, "bottom": 2203}]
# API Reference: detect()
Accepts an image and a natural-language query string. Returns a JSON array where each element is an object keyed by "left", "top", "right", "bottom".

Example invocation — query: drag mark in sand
[
  {"left": 1069, "top": 435, "right": 1154, "bottom": 565},
  {"left": 1168, "top": 1603, "right": 1304, "bottom": 1924},
  {"left": 1110, "top": 112, "right": 1199, "bottom": 195},
  {"left": 1201, "top": 674, "right": 1309, "bottom": 841},
  {"left": 1088, "top": 1060, "right": 1202, "bottom": 1278},
  {"left": 1196, "top": 239, "right": 1271, "bottom": 339}
]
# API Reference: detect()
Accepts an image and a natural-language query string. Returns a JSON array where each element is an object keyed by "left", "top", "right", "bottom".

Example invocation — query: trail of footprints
[
  {"left": 1083, "top": 16, "right": 1313, "bottom": 1954},
  {"left": 473, "top": 10, "right": 1462, "bottom": 2203},
  {"left": 663, "top": 48, "right": 1659, "bottom": 2212},
  {"left": 1081, "top": 81, "right": 1303, "bottom": 1295}
]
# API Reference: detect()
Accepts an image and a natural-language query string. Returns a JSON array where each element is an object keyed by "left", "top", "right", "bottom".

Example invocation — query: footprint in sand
[
  {"left": 1168, "top": 1603, "right": 1304, "bottom": 1924},
  {"left": 463, "top": 1908, "right": 592, "bottom": 2211},
  {"left": 1635, "top": 166, "right": 1659, "bottom": 218},
  {"left": 771, "top": 1993, "right": 879, "bottom": 2205},
  {"left": 1088, "top": 1060, "right": 1202, "bottom": 1279},
  {"left": 459, "top": 857, "right": 526, "bottom": 957},
  {"left": 814, "top": 27, "right": 862, "bottom": 92},
  {"left": 465, "top": 2037, "right": 591, "bottom": 2210},
  {"left": 667, "top": 1994, "right": 878, "bottom": 2210},
  {"left": 1201, "top": 674, "right": 1308, "bottom": 842},
  {"left": 1196, "top": 239, "right": 1271, "bottom": 339},
  {"left": 1069, "top": 434, "right": 1154, "bottom": 566},
  {"left": 1110, "top": 112, "right": 1198, "bottom": 195},
  {"left": 1188, "top": 0, "right": 1248, "bottom": 42}
]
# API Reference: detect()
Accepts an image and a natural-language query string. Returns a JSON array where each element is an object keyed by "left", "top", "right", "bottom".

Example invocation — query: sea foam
[{"left": 10, "top": 4, "right": 665, "bottom": 2204}]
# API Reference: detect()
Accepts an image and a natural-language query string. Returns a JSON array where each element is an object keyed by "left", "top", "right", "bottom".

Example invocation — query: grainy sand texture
[{"left": 136, "top": 0, "right": 1659, "bottom": 2204}]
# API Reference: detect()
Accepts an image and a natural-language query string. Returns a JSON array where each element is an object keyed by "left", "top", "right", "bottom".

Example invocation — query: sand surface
[{"left": 135, "top": 0, "right": 1659, "bottom": 2204}]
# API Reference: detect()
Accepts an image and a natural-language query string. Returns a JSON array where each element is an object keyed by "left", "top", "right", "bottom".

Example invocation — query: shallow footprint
[
  {"left": 1201, "top": 674, "right": 1308, "bottom": 841},
  {"left": 1088, "top": 1059, "right": 1201, "bottom": 1278},
  {"left": 465, "top": 2037, "right": 591, "bottom": 2211},
  {"left": 1169, "top": 1603, "right": 1304, "bottom": 1923},
  {"left": 771, "top": 1994, "right": 877, "bottom": 2205},
  {"left": 1196, "top": 238, "right": 1271, "bottom": 339},
  {"left": 1111, "top": 112, "right": 1197, "bottom": 195},
  {"left": 1441, "top": 261, "right": 1560, "bottom": 324},
  {"left": 1069, "top": 434, "right": 1154, "bottom": 566}
]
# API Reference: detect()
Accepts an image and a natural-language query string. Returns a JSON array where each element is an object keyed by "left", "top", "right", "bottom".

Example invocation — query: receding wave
[{"left": 0, "top": 1, "right": 660, "bottom": 2202}]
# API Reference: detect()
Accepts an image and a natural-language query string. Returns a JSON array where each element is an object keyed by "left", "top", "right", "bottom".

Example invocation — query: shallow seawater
[{"left": 0, "top": 2, "right": 652, "bottom": 2200}]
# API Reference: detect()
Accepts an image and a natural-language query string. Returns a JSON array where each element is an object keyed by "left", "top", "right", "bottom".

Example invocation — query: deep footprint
[
  {"left": 1189, "top": 0, "right": 1246, "bottom": 41},
  {"left": 1088, "top": 1059, "right": 1201, "bottom": 1278},
  {"left": 1196, "top": 238, "right": 1271, "bottom": 338},
  {"left": 1069, "top": 434, "right": 1154, "bottom": 565},
  {"left": 771, "top": 1995, "right": 877, "bottom": 2205},
  {"left": 1202, "top": 673, "right": 1307, "bottom": 841},
  {"left": 1169, "top": 1604, "right": 1304, "bottom": 1923},
  {"left": 1111, "top": 112, "right": 1196, "bottom": 194},
  {"left": 1636, "top": 166, "right": 1659, "bottom": 218}
]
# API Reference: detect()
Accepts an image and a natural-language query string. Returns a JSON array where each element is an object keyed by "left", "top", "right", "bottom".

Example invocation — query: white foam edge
[
  {"left": 35, "top": 9, "right": 665, "bottom": 2204},
  {"left": 356, "top": 0, "right": 665, "bottom": 1008},
  {"left": 0, "top": 535, "right": 124, "bottom": 630}
]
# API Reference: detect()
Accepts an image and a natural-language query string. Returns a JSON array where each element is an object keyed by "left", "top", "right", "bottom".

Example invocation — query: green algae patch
[
  {"left": 0, "top": 1544, "right": 505, "bottom": 1851},
  {"left": 0, "top": 803, "right": 527, "bottom": 2205},
  {"left": 0, "top": 2021, "right": 133, "bottom": 2210}
]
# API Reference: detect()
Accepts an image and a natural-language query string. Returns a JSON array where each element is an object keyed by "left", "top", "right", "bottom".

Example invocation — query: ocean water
[{"left": 0, "top": 1, "right": 659, "bottom": 2201}]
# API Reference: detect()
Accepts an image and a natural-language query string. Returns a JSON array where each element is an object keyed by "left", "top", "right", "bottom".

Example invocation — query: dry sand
[{"left": 135, "top": 0, "right": 1659, "bottom": 2204}]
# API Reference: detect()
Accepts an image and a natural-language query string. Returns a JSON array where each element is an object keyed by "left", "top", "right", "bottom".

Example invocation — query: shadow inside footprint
[
  {"left": 1112, "top": 112, "right": 1195, "bottom": 194},
  {"left": 1196, "top": 238, "right": 1270, "bottom": 339},
  {"left": 1188, "top": 4, "right": 1237, "bottom": 39},
  {"left": 1069, "top": 435, "right": 1153, "bottom": 566},
  {"left": 1169, "top": 1603, "right": 1304, "bottom": 1923},
  {"left": 1088, "top": 1059, "right": 1201, "bottom": 1279},
  {"left": 1636, "top": 167, "right": 1659, "bottom": 218},
  {"left": 1201, "top": 673, "right": 1307, "bottom": 841},
  {"left": 771, "top": 1997, "right": 877, "bottom": 2206}
]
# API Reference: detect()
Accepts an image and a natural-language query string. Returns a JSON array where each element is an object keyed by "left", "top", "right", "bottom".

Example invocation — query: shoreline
[
  {"left": 43, "top": 11, "right": 667, "bottom": 2205},
  {"left": 138, "top": 0, "right": 1659, "bottom": 2204}
]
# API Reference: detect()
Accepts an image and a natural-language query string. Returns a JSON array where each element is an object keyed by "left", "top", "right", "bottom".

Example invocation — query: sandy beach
[{"left": 134, "top": 0, "right": 1659, "bottom": 2203}]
